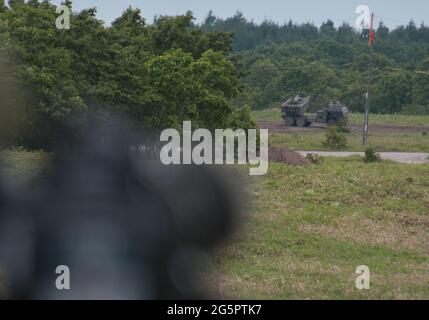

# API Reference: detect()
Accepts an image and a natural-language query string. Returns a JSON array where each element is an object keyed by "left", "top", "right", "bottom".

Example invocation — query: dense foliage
[
  {"left": 0, "top": 1, "right": 254, "bottom": 149},
  {"left": 2, "top": 3, "right": 429, "bottom": 149},
  {"left": 202, "top": 12, "right": 429, "bottom": 114}
]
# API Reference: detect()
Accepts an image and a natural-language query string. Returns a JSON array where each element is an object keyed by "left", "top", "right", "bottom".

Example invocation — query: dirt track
[{"left": 258, "top": 121, "right": 429, "bottom": 134}]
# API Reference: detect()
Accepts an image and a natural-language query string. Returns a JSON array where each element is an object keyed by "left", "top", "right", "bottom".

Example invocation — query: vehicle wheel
[
  {"left": 327, "top": 119, "right": 336, "bottom": 126},
  {"left": 296, "top": 118, "right": 306, "bottom": 127},
  {"left": 304, "top": 121, "right": 312, "bottom": 127},
  {"left": 284, "top": 117, "right": 295, "bottom": 126}
]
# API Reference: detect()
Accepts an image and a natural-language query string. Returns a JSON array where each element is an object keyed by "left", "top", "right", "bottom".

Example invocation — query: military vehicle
[{"left": 281, "top": 95, "right": 349, "bottom": 127}]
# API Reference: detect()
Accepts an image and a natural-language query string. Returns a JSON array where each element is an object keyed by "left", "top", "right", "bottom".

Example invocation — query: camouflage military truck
[{"left": 281, "top": 95, "right": 348, "bottom": 127}]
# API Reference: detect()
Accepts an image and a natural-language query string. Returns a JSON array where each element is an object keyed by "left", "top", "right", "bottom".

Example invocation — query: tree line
[
  {"left": 201, "top": 12, "right": 429, "bottom": 114},
  {"left": 0, "top": 1, "right": 254, "bottom": 149},
  {"left": 1, "top": 2, "right": 429, "bottom": 149}
]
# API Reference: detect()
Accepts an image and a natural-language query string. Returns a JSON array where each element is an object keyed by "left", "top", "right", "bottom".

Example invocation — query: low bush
[
  {"left": 364, "top": 147, "right": 381, "bottom": 163},
  {"left": 324, "top": 126, "right": 348, "bottom": 149}
]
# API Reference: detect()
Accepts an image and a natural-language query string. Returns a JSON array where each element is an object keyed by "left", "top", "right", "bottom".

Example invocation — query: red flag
[{"left": 368, "top": 13, "right": 375, "bottom": 47}]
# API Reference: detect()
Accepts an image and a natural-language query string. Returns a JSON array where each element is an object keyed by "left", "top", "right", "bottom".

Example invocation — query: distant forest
[{"left": 200, "top": 11, "right": 429, "bottom": 114}]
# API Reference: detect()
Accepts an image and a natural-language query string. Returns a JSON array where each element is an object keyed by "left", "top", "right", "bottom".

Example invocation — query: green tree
[
  {"left": 8, "top": 0, "right": 24, "bottom": 8},
  {"left": 111, "top": 6, "right": 147, "bottom": 36},
  {"left": 0, "top": 0, "right": 7, "bottom": 12},
  {"left": 324, "top": 126, "right": 348, "bottom": 149},
  {"left": 336, "top": 23, "right": 356, "bottom": 43},
  {"left": 376, "top": 21, "right": 390, "bottom": 40},
  {"left": 411, "top": 58, "right": 429, "bottom": 113},
  {"left": 0, "top": 3, "right": 251, "bottom": 149},
  {"left": 375, "top": 70, "right": 412, "bottom": 113},
  {"left": 320, "top": 20, "right": 336, "bottom": 37}
]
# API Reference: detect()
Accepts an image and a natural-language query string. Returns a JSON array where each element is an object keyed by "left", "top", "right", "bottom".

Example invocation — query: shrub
[
  {"left": 364, "top": 147, "right": 381, "bottom": 163},
  {"left": 324, "top": 126, "right": 348, "bottom": 149},
  {"left": 305, "top": 153, "right": 323, "bottom": 164},
  {"left": 401, "top": 104, "right": 428, "bottom": 115},
  {"left": 336, "top": 119, "right": 351, "bottom": 133}
]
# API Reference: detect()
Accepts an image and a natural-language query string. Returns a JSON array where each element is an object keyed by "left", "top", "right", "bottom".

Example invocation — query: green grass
[
  {"left": 269, "top": 132, "right": 429, "bottom": 152},
  {"left": 213, "top": 158, "right": 429, "bottom": 299},
  {"left": 348, "top": 113, "right": 429, "bottom": 127},
  {"left": 0, "top": 149, "right": 51, "bottom": 184},
  {"left": 251, "top": 109, "right": 429, "bottom": 152},
  {"left": 1, "top": 151, "right": 428, "bottom": 299},
  {"left": 253, "top": 108, "right": 283, "bottom": 122},
  {"left": 253, "top": 108, "right": 429, "bottom": 127}
]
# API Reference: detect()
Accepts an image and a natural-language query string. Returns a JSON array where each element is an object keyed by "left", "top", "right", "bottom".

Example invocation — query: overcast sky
[{"left": 51, "top": 0, "right": 428, "bottom": 29}]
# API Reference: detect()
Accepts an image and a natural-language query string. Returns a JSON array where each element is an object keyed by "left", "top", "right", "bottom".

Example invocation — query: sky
[{"left": 50, "top": 0, "right": 428, "bottom": 29}]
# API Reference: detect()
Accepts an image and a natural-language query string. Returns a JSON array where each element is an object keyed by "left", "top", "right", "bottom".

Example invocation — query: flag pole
[{"left": 363, "top": 13, "right": 374, "bottom": 147}]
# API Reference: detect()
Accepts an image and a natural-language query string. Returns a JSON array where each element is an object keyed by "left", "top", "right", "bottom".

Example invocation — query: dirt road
[
  {"left": 296, "top": 151, "right": 429, "bottom": 164},
  {"left": 258, "top": 121, "right": 429, "bottom": 134}
]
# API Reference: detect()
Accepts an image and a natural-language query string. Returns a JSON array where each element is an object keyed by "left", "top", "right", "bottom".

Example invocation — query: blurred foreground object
[
  {"left": 0, "top": 119, "right": 239, "bottom": 299},
  {"left": 0, "top": 47, "right": 32, "bottom": 148}
]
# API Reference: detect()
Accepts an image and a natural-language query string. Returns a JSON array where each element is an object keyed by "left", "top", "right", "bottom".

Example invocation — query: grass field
[
  {"left": 0, "top": 149, "right": 51, "bottom": 184},
  {"left": 1, "top": 151, "right": 429, "bottom": 299},
  {"left": 253, "top": 109, "right": 429, "bottom": 152},
  {"left": 212, "top": 158, "right": 429, "bottom": 299},
  {"left": 253, "top": 108, "right": 429, "bottom": 126},
  {"left": 269, "top": 132, "right": 429, "bottom": 152}
]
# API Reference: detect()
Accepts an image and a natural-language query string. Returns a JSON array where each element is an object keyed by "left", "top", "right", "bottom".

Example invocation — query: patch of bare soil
[
  {"left": 269, "top": 147, "right": 310, "bottom": 166},
  {"left": 259, "top": 121, "right": 326, "bottom": 133}
]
